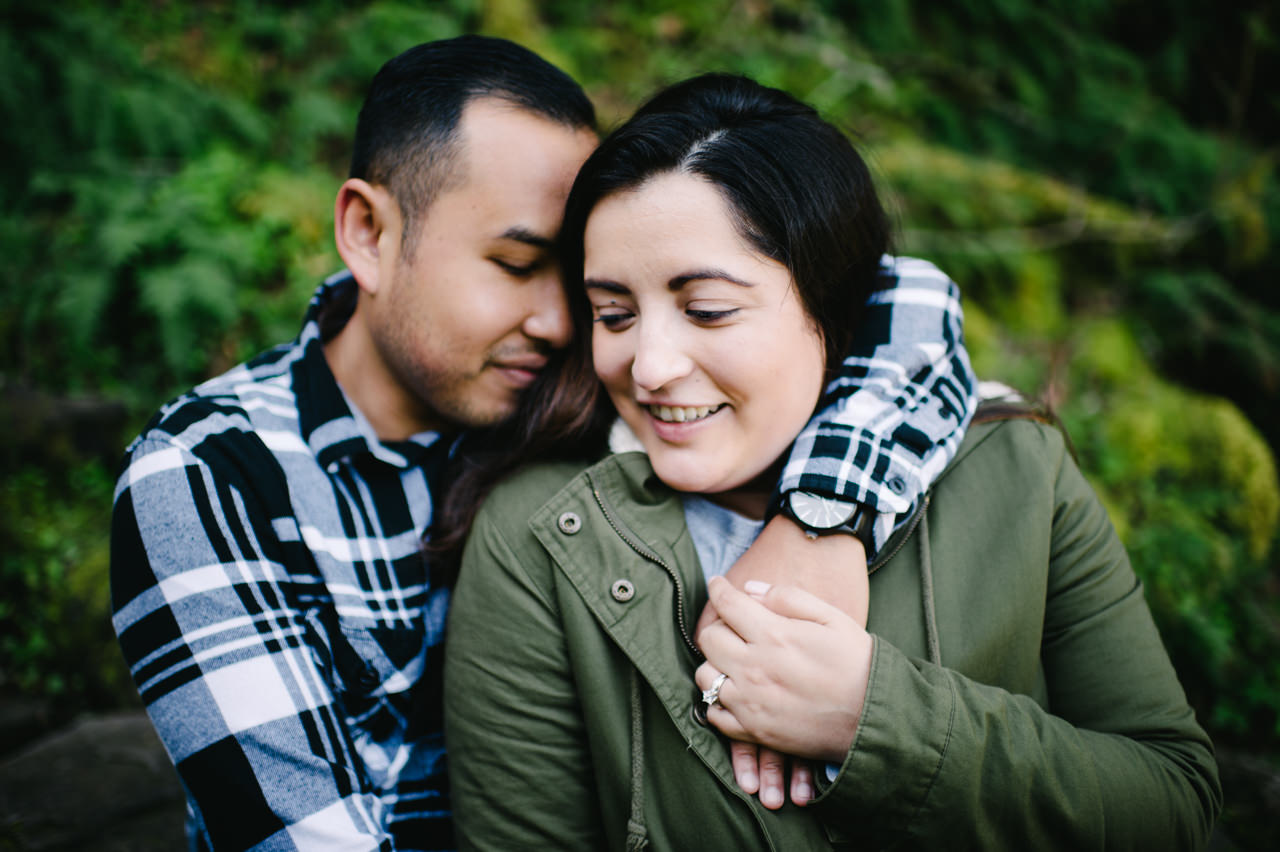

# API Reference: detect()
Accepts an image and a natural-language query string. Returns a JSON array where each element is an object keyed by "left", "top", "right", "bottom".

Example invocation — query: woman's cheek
[{"left": 592, "top": 334, "right": 632, "bottom": 390}]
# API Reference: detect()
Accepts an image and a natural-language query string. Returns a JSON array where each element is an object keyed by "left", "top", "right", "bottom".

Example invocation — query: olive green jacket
[{"left": 443, "top": 418, "right": 1221, "bottom": 850}]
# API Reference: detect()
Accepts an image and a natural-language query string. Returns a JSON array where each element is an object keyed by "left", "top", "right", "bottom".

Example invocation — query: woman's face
[{"left": 583, "top": 172, "right": 826, "bottom": 507}]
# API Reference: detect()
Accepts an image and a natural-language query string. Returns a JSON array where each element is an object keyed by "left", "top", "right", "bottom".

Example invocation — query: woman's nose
[{"left": 630, "top": 322, "right": 694, "bottom": 391}]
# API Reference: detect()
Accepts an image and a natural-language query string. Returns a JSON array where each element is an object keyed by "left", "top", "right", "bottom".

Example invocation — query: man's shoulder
[
  {"left": 127, "top": 342, "right": 301, "bottom": 461},
  {"left": 879, "top": 254, "right": 952, "bottom": 285}
]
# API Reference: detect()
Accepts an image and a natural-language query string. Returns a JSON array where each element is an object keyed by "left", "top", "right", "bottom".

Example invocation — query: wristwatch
[{"left": 779, "top": 490, "right": 874, "bottom": 551}]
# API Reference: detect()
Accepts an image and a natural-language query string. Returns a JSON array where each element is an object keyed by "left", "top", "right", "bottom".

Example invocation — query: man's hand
[
  {"left": 693, "top": 514, "right": 869, "bottom": 642},
  {"left": 729, "top": 740, "right": 816, "bottom": 809}
]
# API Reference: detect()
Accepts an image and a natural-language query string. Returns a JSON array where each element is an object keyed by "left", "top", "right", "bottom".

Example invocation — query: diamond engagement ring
[{"left": 701, "top": 672, "right": 729, "bottom": 708}]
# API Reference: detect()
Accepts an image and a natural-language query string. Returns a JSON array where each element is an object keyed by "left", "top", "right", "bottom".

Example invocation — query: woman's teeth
[{"left": 647, "top": 404, "right": 722, "bottom": 423}]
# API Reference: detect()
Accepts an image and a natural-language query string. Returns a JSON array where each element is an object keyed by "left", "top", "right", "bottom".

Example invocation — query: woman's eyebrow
[
  {"left": 669, "top": 269, "right": 756, "bottom": 290},
  {"left": 584, "top": 278, "right": 630, "bottom": 294}
]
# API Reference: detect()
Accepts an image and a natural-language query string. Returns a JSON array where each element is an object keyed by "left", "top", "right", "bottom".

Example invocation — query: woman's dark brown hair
[{"left": 430, "top": 73, "right": 890, "bottom": 574}]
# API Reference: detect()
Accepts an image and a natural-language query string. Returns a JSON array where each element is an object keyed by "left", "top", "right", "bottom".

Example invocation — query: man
[{"left": 111, "top": 35, "right": 973, "bottom": 850}]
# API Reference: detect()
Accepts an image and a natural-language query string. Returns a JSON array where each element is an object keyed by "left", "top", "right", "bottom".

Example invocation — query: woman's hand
[
  {"left": 693, "top": 520, "right": 870, "bottom": 807},
  {"left": 696, "top": 577, "right": 874, "bottom": 764}
]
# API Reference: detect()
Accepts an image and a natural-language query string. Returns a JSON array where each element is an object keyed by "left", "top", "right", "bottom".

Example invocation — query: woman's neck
[{"left": 699, "top": 456, "right": 786, "bottom": 521}]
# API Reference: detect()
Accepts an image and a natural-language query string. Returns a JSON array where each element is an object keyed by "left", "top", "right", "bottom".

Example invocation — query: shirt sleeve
[
  {"left": 777, "top": 255, "right": 976, "bottom": 555},
  {"left": 110, "top": 433, "right": 392, "bottom": 852}
]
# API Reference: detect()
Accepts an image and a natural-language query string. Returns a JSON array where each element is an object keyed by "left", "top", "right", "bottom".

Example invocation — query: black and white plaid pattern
[
  {"left": 112, "top": 274, "right": 453, "bottom": 851},
  {"left": 780, "top": 255, "right": 975, "bottom": 551},
  {"left": 110, "top": 257, "right": 973, "bottom": 851}
]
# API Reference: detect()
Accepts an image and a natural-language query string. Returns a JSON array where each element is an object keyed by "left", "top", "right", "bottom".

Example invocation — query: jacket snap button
[
  {"left": 557, "top": 511, "right": 582, "bottom": 535},
  {"left": 692, "top": 695, "right": 709, "bottom": 726},
  {"left": 610, "top": 579, "right": 635, "bottom": 602}
]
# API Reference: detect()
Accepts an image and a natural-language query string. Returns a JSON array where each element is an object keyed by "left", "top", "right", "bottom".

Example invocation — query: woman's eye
[
  {"left": 593, "top": 309, "right": 635, "bottom": 330},
  {"left": 686, "top": 308, "right": 738, "bottom": 323}
]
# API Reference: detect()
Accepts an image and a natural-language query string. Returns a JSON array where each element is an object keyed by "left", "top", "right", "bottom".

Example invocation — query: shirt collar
[{"left": 294, "top": 271, "right": 446, "bottom": 472}]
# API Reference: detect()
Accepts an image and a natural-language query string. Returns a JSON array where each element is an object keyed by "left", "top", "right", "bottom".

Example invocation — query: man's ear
[{"left": 334, "top": 178, "right": 399, "bottom": 295}]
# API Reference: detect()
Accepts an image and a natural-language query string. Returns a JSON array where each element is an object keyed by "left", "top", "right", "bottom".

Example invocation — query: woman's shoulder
[
  {"left": 474, "top": 452, "right": 654, "bottom": 529},
  {"left": 961, "top": 402, "right": 1069, "bottom": 460},
  {"left": 462, "top": 453, "right": 659, "bottom": 581},
  {"left": 477, "top": 458, "right": 595, "bottom": 522},
  {"left": 938, "top": 405, "right": 1073, "bottom": 493}
]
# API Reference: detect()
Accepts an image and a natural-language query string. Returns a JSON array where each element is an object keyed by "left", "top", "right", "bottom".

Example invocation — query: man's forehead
[
  {"left": 430, "top": 98, "right": 595, "bottom": 246},
  {"left": 456, "top": 94, "right": 587, "bottom": 147}
]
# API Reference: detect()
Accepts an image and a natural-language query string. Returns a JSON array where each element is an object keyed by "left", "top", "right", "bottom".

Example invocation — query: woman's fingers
[
  {"left": 693, "top": 599, "right": 721, "bottom": 644},
  {"left": 701, "top": 663, "right": 821, "bottom": 809},
  {"left": 704, "top": 576, "right": 770, "bottom": 642},
  {"left": 694, "top": 662, "right": 725, "bottom": 698},
  {"left": 741, "top": 577, "right": 841, "bottom": 624},
  {"left": 706, "top": 576, "right": 839, "bottom": 644}
]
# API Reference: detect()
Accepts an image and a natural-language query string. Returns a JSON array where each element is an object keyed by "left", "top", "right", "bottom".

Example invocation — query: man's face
[{"left": 368, "top": 98, "right": 597, "bottom": 433}]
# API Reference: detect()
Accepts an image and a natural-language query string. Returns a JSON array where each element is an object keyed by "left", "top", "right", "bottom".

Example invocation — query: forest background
[{"left": 2, "top": 0, "right": 1278, "bottom": 845}]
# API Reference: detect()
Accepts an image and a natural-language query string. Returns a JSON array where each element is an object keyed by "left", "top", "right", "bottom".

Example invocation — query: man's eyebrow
[
  {"left": 584, "top": 278, "right": 630, "bottom": 294},
  {"left": 498, "top": 226, "right": 555, "bottom": 250},
  {"left": 669, "top": 269, "right": 756, "bottom": 289}
]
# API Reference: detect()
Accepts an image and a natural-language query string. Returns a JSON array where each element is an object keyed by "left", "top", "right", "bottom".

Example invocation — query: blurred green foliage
[
  {"left": 0, "top": 464, "right": 123, "bottom": 703},
  {"left": 2, "top": 0, "right": 1278, "bottom": 841}
]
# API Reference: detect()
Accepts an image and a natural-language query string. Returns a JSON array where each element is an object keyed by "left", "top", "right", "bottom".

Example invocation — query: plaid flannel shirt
[
  {"left": 782, "top": 254, "right": 975, "bottom": 551},
  {"left": 110, "top": 256, "right": 974, "bottom": 851}
]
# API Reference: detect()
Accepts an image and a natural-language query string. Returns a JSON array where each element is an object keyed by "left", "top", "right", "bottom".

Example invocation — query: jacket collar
[
  {"left": 292, "top": 271, "right": 444, "bottom": 473},
  {"left": 530, "top": 451, "right": 708, "bottom": 662}
]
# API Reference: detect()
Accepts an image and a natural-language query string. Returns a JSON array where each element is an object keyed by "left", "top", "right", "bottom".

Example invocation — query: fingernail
[
  {"left": 740, "top": 771, "right": 757, "bottom": 790},
  {"left": 744, "top": 580, "right": 771, "bottom": 597},
  {"left": 763, "top": 787, "right": 783, "bottom": 808},
  {"left": 795, "top": 781, "right": 812, "bottom": 800}
]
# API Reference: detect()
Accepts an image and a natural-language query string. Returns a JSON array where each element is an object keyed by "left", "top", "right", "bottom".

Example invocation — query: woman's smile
[{"left": 644, "top": 402, "right": 726, "bottom": 424}]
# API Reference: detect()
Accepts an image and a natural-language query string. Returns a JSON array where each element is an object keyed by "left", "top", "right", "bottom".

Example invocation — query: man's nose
[{"left": 522, "top": 274, "right": 573, "bottom": 349}]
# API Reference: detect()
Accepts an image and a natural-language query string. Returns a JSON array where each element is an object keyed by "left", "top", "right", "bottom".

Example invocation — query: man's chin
[{"left": 452, "top": 396, "right": 522, "bottom": 432}]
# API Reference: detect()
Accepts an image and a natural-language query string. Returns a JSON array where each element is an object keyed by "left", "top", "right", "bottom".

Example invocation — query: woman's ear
[{"left": 334, "top": 178, "right": 400, "bottom": 295}]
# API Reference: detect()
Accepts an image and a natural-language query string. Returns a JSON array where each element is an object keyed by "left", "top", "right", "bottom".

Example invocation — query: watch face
[{"left": 789, "top": 491, "right": 858, "bottom": 529}]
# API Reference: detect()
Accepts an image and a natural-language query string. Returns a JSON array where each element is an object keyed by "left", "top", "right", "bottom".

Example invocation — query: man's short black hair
[{"left": 350, "top": 35, "right": 597, "bottom": 248}]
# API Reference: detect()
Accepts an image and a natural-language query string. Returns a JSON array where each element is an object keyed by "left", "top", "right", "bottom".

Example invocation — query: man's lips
[
  {"left": 491, "top": 355, "right": 549, "bottom": 387},
  {"left": 494, "top": 355, "right": 549, "bottom": 371}
]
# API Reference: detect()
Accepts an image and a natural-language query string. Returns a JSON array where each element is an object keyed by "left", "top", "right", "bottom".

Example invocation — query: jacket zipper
[
  {"left": 591, "top": 486, "right": 703, "bottom": 662},
  {"left": 868, "top": 492, "right": 931, "bottom": 575},
  {"left": 593, "top": 487, "right": 783, "bottom": 851}
]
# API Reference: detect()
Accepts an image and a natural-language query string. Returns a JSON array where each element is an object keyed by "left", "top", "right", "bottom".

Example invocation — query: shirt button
[
  {"left": 357, "top": 665, "right": 381, "bottom": 692},
  {"left": 888, "top": 476, "right": 907, "bottom": 495},
  {"left": 557, "top": 511, "right": 582, "bottom": 535},
  {"left": 610, "top": 579, "right": 635, "bottom": 602}
]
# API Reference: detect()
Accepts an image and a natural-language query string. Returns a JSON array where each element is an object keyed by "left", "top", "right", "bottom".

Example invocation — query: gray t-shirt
[{"left": 681, "top": 494, "right": 765, "bottom": 580}]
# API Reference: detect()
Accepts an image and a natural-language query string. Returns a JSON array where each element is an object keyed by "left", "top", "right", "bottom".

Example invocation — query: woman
[{"left": 442, "top": 74, "right": 1220, "bottom": 850}]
